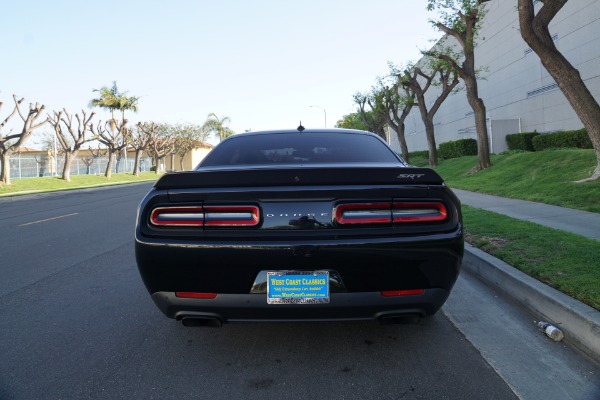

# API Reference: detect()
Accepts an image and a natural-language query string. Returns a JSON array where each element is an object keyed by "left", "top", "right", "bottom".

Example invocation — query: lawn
[
  {"left": 432, "top": 149, "right": 600, "bottom": 212},
  {"left": 406, "top": 149, "right": 600, "bottom": 309},
  {"left": 463, "top": 205, "right": 600, "bottom": 310},
  {"left": 0, "top": 172, "right": 159, "bottom": 196}
]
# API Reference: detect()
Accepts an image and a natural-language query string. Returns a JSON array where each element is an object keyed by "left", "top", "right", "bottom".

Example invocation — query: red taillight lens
[
  {"left": 149, "top": 205, "right": 260, "bottom": 227},
  {"left": 334, "top": 203, "right": 392, "bottom": 225},
  {"left": 381, "top": 289, "right": 425, "bottom": 297},
  {"left": 392, "top": 202, "right": 447, "bottom": 223},
  {"left": 150, "top": 206, "right": 205, "bottom": 226},
  {"left": 175, "top": 292, "right": 218, "bottom": 299},
  {"left": 334, "top": 201, "right": 448, "bottom": 225}
]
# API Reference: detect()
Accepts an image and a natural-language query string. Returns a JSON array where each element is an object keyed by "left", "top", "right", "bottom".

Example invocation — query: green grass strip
[
  {"left": 432, "top": 149, "right": 600, "bottom": 213},
  {"left": 463, "top": 205, "right": 600, "bottom": 310},
  {"left": 0, "top": 172, "right": 159, "bottom": 197}
]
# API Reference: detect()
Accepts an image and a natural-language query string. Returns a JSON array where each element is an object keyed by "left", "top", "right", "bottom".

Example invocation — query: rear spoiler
[{"left": 154, "top": 165, "right": 445, "bottom": 189}]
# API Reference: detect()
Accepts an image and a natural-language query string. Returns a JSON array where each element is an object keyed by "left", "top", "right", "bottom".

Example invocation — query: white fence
[{"left": 9, "top": 155, "right": 153, "bottom": 179}]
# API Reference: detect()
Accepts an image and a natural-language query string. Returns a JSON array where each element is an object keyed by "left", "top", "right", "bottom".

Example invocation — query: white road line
[{"left": 18, "top": 213, "right": 79, "bottom": 227}]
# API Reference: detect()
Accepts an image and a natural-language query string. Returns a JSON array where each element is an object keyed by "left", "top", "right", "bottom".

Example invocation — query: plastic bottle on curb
[{"left": 537, "top": 321, "right": 565, "bottom": 341}]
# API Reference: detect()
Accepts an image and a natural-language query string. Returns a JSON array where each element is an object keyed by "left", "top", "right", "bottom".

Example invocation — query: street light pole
[{"left": 310, "top": 105, "right": 327, "bottom": 128}]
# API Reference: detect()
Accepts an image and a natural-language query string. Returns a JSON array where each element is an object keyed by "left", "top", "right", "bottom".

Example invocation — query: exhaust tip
[
  {"left": 378, "top": 314, "right": 423, "bottom": 325},
  {"left": 181, "top": 316, "right": 223, "bottom": 328}
]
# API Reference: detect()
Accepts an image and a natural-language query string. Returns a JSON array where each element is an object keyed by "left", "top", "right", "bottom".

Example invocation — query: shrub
[
  {"left": 532, "top": 129, "right": 592, "bottom": 151},
  {"left": 408, "top": 150, "right": 429, "bottom": 160},
  {"left": 506, "top": 131, "right": 539, "bottom": 151},
  {"left": 439, "top": 138, "right": 478, "bottom": 160}
]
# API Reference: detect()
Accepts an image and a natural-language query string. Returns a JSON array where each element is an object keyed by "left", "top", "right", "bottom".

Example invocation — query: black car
[{"left": 135, "top": 128, "right": 463, "bottom": 327}]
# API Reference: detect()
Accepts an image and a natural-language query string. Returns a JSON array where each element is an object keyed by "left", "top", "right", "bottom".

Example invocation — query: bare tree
[
  {"left": 146, "top": 123, "right": 175, "bottom": 174},
  {"left": 172, "top": 123, "right": 208, "bottom": 170},
  {"left": 133, "top": 122, "right": 157, "bottom": 176},
  {"left": 81, "top": 156, "right": 95, "bottom": 175},
  {"left": 91, "top": 119, "right": 131, "bottom": 179},
  {"left": 400, "top": 61, "right": 460, "bottom": 167},
  {"left": 383, "top": 80, "right": 415, "bottom": 162},
  {"left": 426, "top": 0, "right": 492, "bottom": 170},
  {"left": 47, "top": 109, "right": 95, "bottom": 182},
  {"left": 0, "top": 95, "right": 48, "bottom": 184},
  {"left": 518, "top": 0, "right": 600, "bottom": 181},
  {"left": 88, "top": 145, "right": 108, "bottom": 174},
  {"left": 90, "top": 145, "right": 107, "bottom": 159},
  {"left": 370, "top": 67, "right": 416, "bottom": 161},
  {"left": 33, "top": 154, "right": 47, "bottom": 177}
]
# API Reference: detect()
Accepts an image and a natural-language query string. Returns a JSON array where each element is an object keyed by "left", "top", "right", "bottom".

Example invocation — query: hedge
[
  {"left": 532, "top": 128, "right": 592, "bottom": 151},
  {"left": 408, "top": 150, "right": 429, "bottom": 160},
  {"left": 506, "top": 131, "right": 539, "bottom": 151},
  {"left": 439, "top": 138, "right": 478, "bottom": 160}
]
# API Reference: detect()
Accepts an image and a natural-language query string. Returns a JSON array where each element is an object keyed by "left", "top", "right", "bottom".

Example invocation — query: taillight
[
  {"left": 204, "top": 205, "right": 260, "bottom": 226},
  {"left": 149, "top": 205, "right": 260, "bottom": 227},
  {"left": 334, "top": 201, "right": 448, "bottom": 225},
  {"left": 150, "top": 206, "right": 204, "bottom": 226},
  {"left": 392, "top": 202, "right": 447, "bottom": 223},
  {"left": 381, "top": 289, "right": 425, "bottom": 297},
  {"left": 334, "top": 203, "right": 392, "bottom": 225}
]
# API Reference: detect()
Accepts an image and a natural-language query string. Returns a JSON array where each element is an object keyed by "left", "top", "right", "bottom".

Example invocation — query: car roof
[{"left": 222, "top": 128, "right": 378, "bottom": 140}]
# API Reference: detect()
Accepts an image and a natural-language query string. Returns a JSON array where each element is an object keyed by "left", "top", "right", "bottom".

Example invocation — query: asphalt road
[{"left": 0, "top": 184, "right": 596, "bottom": 399}]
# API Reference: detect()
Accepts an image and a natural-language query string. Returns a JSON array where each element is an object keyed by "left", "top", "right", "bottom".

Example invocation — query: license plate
[{"left": 267, "top": 271, "right": 330, "bottom": 304}]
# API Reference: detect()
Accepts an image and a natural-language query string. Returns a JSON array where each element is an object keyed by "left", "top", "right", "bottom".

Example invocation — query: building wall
[
  {"left": 164, "top": 147, "right": 212, "bottom": 171},
  {"left": 390, "top": 0, "right": 600, "bottom": 154}
]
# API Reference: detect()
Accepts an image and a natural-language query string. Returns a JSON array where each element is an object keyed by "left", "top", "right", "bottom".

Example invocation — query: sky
[{"left": 1, "top": 1, "right": 442, "bottom": 146}]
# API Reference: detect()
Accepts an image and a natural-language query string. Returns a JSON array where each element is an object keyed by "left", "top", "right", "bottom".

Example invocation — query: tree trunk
[
  {"left": 133, "top": 150, "right": 142, "bottom": 177},
  {"left": 397, "top": 127, "right": 409, "bottom": 163},
  {"left": 464, "top": 75, "right": 492, "bottom": 170},
  {"left": 0, "top": 151, "right": 11, "bottom": 185},
  {"left": 154, "top": 155, "right": 160, "bottom": 174},
  {"left": 62, "top": 151, "right": 75, "bottom": 182},
  {"left": 393, "top": 124, "right": 409, "bottom": 163},
  {"left": 105, "top": 151, "right": 115, "bottom": 179},
  {"left": 518, "top": 0, "right": 600, "bottom": 181},
  {"left": 422, "top": 116, "right": 438, "bottom": 167},
  {"left": 385, "top": 118, "right": 409, "bottom": 162}
]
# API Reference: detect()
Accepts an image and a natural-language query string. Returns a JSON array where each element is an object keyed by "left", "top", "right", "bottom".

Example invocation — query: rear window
[{"left": 199, "top": 132, "right": 400, "bottom": 167}]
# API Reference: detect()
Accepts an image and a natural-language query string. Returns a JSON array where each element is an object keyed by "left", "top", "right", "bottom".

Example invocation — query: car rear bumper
[
  {"left": 136, "top": 233, "right": 463, "bottom": 294},
  {"left": 151, "top": 289, "right": 451, "bottom": 326}
]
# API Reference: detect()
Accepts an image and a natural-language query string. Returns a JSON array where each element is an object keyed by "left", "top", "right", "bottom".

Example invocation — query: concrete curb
[{"left": 463, "top": 243, "right": 600, "bottom": 364}]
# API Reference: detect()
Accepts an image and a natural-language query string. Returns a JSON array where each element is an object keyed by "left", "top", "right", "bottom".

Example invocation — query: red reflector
[
  {"left": 381, "top": 289, "right": 425, "bottom": 297},
  {"left": 175, "top": 292, "right": 218, "bottom": 299}
]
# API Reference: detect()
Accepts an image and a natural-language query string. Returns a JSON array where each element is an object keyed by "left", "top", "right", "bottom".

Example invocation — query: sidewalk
[
  {"left": 453, "top": 189, "right": 600, "bottom": 241},
  {"left": 451, "top": 189, "right": 600, "bottom": 364}
]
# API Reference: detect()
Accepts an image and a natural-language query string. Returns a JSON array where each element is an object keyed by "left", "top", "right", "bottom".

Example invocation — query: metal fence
[{"left": 9, "top": 155, "right": 154, "bottom": 179}]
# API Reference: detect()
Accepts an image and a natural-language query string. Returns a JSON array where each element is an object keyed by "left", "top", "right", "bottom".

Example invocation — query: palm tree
[
  {"left": 116, "top": 92, "right": 139, "bottom": 120},
  {"left": 88, "top": 81, "right": 120, "bottom": 122},
  {"left": 89, "top": 81, "right": 139, "bottom": 175},
  {"left": 203, "top": 112, "right": 234, "bottom": 141},
  {"left": 89, "top": 81, "right": 139, "bottom": 129}
]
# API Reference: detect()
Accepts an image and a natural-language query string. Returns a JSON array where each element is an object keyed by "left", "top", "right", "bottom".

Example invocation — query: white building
[{"left": 390, "top": 0, "right": 600, "bottom": 155}]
